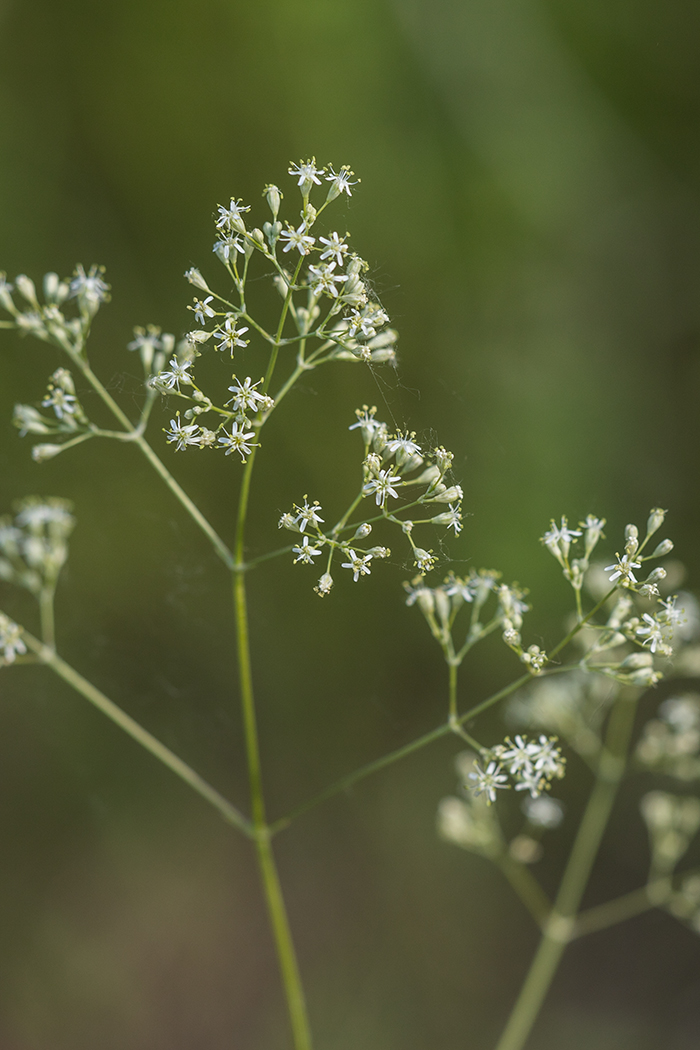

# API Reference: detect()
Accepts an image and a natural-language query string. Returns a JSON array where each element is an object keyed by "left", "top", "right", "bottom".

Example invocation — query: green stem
[
  {"left": 17, "top": 624, "right": 252, "bottom": 836},
  {"left": 571, "top": 879, "right": 670, "bottom": 939},
  {"left": 492, "top": 692, "right": 637, "bottom": 1050},
  {"left": 64, "top": 348, "right": 233, "bottom": 567},
  {"left": 496, "top": 855, "right": 552, "bottom": 927},
  {"left": 39, "top": 585, "right": 56, "bottom": 650}
]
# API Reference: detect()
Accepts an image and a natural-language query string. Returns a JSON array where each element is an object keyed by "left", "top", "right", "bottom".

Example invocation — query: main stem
[
  {"left": 492, "top": 692, "right": 637, "bottom": 1050},
  {"left": 231, "top": 262, "right": 313, "bottom": 1050}
]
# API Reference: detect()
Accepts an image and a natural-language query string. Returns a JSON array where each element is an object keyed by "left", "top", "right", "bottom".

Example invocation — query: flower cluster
[
  {"left": 0, "top": 497, "right": 75, "bottom": 594},
  {"left": 277, "top": 406, "right": 465, "bottom": 594},
  {"left": 468, "top": 734, "right": 566, "bottom": 803}
]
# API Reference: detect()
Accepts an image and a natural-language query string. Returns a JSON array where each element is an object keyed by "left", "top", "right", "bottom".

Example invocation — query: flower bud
[
  {"left": 429, "top": 485, "right": 464, "bottom": 504},
  {"left": 434, "top": 588, "right": 450, "bottom": 626},
  {"left": 264, "top": 184, "right": 282, "bottom": 221},
  {"left": 645, "top": 567, "right": 667, "bottom": 584},
  {"left": 184, "top": 267, "right": 209, "bottom": 291},
  {"left": 619, "top": 652, "right": 653, "bottom": 670},
  {"left": 314, "top": 572, "right": 333, "bottom": 597},
  {"left": 15, "top": 274, "right": 39, "bottom": 307},
  {"left": 651, "top": 539, "right": 674, "bottom": 557},
  {"left": 353, "top": 523, "right": 372, "bottom": 540},
  {"left": 31, "top": 443, "right": 63, "bottom": 462},
  {"left": 414, "top": 465, "right": 441, "bottom": 486},
  {"left": 647, "top": 508, "right": 667, "bottom": 538},
  {"left": 367, "top": 546, "right": 390, "bottom": 559}
]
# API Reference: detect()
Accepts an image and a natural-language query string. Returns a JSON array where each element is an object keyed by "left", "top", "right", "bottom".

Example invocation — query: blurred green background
[{"left": 1, "top": 0, "right": 700, "bottom": 1047}]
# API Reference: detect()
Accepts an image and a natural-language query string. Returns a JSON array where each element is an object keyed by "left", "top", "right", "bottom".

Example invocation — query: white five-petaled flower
[
  {"left": 514, "top": 770, "right": 545, "bottom": 799},
  {"left": 295, "top": 498, "right": 324, "bottom": 532},
  {"left": 341, "top": 549, "right": 373, "bottom": 582},
  {"left": 279, "top": 223, "right": 315, "bottom": 255},
  {"left": 288, "top": 160, "right": 325, "bottom": 187},
  {"left": 468, "top": 761, "right": 509, "bottom": 804},
  {"left": 191, "top": 296, "right": 216, "bottom": 325},
  {"left": 386, "top": 432, "right": 422, "bottom": 466},
  {"left": 432, "top": 504, "right": 463, "bottom": 536},
  {"left": 319, "top": 232, "right": 349, "bottom": 266},
  {"left": 42, "top": 387, "right": 77, "bottom": 420},
  {"left": 69, "top": 264, "right": 110, "bottom": 304},
  {"left": 217, "top": 422, "right": 257, "bottom": 461},
  {"left": 347, "top": 304, "right": 389, "bottom": 339},
  {"left": 541, "top": 516, "right": 582, "bottom": 563},
  {"left": 528, "top": 736, "right": 566, "bottom": 778},
  {"left": 225, "top": 376, "right": 268, "bottom": 414},
  {"left": 214, "top": 317, "right": 249, "bottom": 356},
  {"left": 657, "top": 596, "right": 686, "bottom": 629},
  {"left": 636, "top": 613, "right": 670, "bottom": 655},
  {"left": 325, "top": 165, "right": 358, "bottom": 197},
  {"left": 165, "top": 415, "right": 201, "bottom": 451},
  {"left": 308, "top": 262, "right": 348, "bottom": 298},
  {"left": 157, "top": 357, "right": 194, "bottom": 391},
  {"left": 216, "top": 199, "right": 250, "bottom": 230},
  {"left": 500, "top": 736, "right": 534, "bottom": 775},
  {"left": 292, "top": 537, "right": 323, "bottom": 565},
  {"left": 213, "top": 236, "right": 245, "bottom": 263},
  {"left": 443, "top": 573, "right": 476, "bottom": 603},
  {"left": 363, "top": 469, "right": 400, "bottom": 507},
  {"left": 605, "top": 553, "right": 642, "bottom": 586}
]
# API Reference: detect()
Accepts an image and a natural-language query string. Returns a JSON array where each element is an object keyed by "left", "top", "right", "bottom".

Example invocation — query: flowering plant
[{"left": 1, "top": 160, "right": 699, "bottom": 1050}]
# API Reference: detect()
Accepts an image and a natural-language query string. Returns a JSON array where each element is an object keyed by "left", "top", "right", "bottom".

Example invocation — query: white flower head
[
  {"left": 325, "top": 165, "right": 358, "bottom": 199},
  {"left": 217, "top": 422, "right": 257, "bottom": 461},
  {"left": 292, "top": 536, "right": 323, "bottom": 565},
  {"left": 468, "top": 761, "right": 509, "bottom": 804},
  {"left": 288, "top": 159, "right": 325, "bottom": 191},
  {"left": 341, "top": 549, "right": 373, "bottom": 582}
]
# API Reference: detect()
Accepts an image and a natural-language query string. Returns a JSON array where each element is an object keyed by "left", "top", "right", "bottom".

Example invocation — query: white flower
[
  {"left": 443, "top": 573, "right": 476, "bottom": 603},
  {"left": 295, "top": 498, "right": 324, "bottom": 532},
  {"left": 386, "top": 432, "right": 421, "bottom": 467},
  {"left": 363, "top": 469, "right": 400, "bottom": 507},
  {"left": 279, "top": 223, "right": 315, "bottom": 255},
  {"left": 217, "top": 422, "right": 257, "bottom": 461},
  {"left": 431, "top": 504, "right": 463, "bottom": 535},
  {"left": 605, "top": 553, "right": 641, "bottom": 586},
  {"left": 349, "top": 405, "right": 383, "bottom": 444},
  {"left": 413, "top": 548, "right": 437, "bottom": 574},
  {"left": 319, "top": 232, "right": 349, "bottom": 266},
  {"left": 127, "top": 325, "right": 163, "bottom": 354},
  {"left": 347, "top": 304, "right": 389, "bottom": 339},
  {"left": 514, "top": 770, "right": 545, "bottom": 798},
  {"left": 213, "top": 236, "right": 245, "bottom": 263},
  {"left": 636, "top": 613, "right": 671, "bottom": 655},
  {"left": 0, "top": 613, "right": 26, "bottom": 665},
  {"left": 500, "top": 735, "right": 534, "bottom": 775},
  {"left": 156, "top": 357, "right": 194, "bottom": 391},
  {"left": 292, "top": 537, "right": 323, "bottom": 564},
  {"left": 468, "top": 761, "right": 509, "bottom": 804},
  {"left": 341, "top": 549, "right": 373, "bottom": 582},
  {"left": 278, "top": 512, "right": 298, "bottom": 531},
  {"left": 288, "top": 159, "right": 325, "bottom": 188},
  {"left": 214, "top": 317, "right": 249, "bottom": 356},
  {"left": 225, "top": 376, "right": 268, "bottom": 414},
  {"left": 41, "top": 387, "right": 77, "bottom": 420},
  {"left": 69, "top": 264, "right": 110, "bottom": 306},
  {"left": 216, "top": 199, "right": 250, "bottom": 231},
  {"left": 165, "top": 416, "right": 201, "bottom": 451},
  {"left": 528, "top": 736, "right": 566, "bottom": 778},
  {"left": 191, "top": 296, "right": 216, "bottom": 325},
  {"left": 657, "top": 596, "right": 686, "bottom": 629},
  {"left": 308, "top": 261, "right": 348, "bottom": 298},
  {"left": 325, "top": 165, "right": 358, "bottom": 197}
]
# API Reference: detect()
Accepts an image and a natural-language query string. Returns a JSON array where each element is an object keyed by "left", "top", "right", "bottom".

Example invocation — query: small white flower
[
  {"left": 413, "top": 548, "right": 437, "bottom": 574},
  {"left": 363, "top": 469, "right": 400, "bottom": 507},
  {"left": 217, "top": 422, "right": 257, "bottom": 461},
  {"left": 528, "top": 736, "right": 566, "bottom": 779},
  {"left": 292, "top": 537, "right": 323, "bottom": 565},
  {"left": 514, "top": 770, "right": 545, "bottom": 799},
  {"left": 431, "top": 504, "right": 463, "bottom": 535},
  {"left": 341, "top": 549, "right": 373, "bottom": 582},
  {"left": 214, "top": 317, "right": 249, "bottom": 356},
  {"left": 314, "top": 572, "right": 334, "bottom": 596},
  {"left": 605, "top": 553, "right": 642, "bottom": 586},
  {"left": 216, "top": 199, "right": 250, "bottom": 231},
  {"left": 295, "top": 498, "right": 324, "bottom": 532},
  {"left": 325, "top": 165, "right": 358, "bottom": 197},
  {"left": 500, "top": 736, "right": 534, "bottom": 775},
  {"left": 156, "top": 357, "right": 194, "bottom": 391},
  {"left": 191, "top": 296, "right": 216, "bottom": 325},
  {"left": 468, "top": 761, "right": 509, "bottom": 804},
  {"left": 0, "top": 613, "right": 26, "bottom": 665},
  {"left": 165, "top": 415, "right": 201, "bottom": 451},
  {"left": 41, "top": 387, "right": 77, "bottom": 420},
  {"left": 319, "top": 232, "right": 349, "bottom": 266},
  {"left": 225, "top": 376, "right": 267, "bottom": 414},
  {"left": 288, "top": 159, "right": 325, "bottom": 188},
  {"left": 279, "top": 223, "right": 315, "bottom": 255},
  {"left": 213, "top": 236, "right": 245, "bottom": 263},
  {"left": 636, "top": 613, "right": 671, "bottom": 655},
  {"left": 69, "top": 264, "right": 110, "bottom": 306},
  {"left": 308, "top": 261, "right": 348, "bottom": 298}
]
